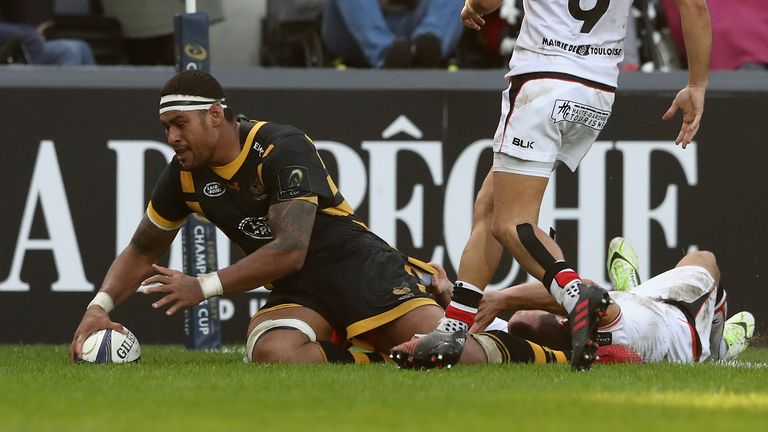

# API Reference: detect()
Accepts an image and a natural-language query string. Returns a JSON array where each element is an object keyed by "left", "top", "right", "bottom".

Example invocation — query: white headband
[{"left": 159, "top": 94, "right": 228, "bottom": 114}]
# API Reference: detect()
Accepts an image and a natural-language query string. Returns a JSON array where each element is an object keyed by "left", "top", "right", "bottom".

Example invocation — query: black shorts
[{"left": 257, "top": 233, "right": 438, "bottom": 340}]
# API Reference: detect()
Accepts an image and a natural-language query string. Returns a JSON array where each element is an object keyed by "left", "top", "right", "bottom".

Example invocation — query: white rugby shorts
[
  {"left": 601, "top": 266, "right": 717, "bottom": 363},
  {"left": 492, "top": 74, "right": 615, "bottom": 175}
]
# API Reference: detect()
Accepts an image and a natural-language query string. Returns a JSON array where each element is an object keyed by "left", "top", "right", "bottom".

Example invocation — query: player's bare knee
[
  {"left": 250, "top": 330, "right": 311, "bottom": 363},
  {"left": 490, "top": 218, "right": 519, "bottom": 245},
  {"left": 679, "top": 250, "right": 720, "bottom": 283},
  {"left": 250, "top": 332, "right": 289, "bottom": 363}
]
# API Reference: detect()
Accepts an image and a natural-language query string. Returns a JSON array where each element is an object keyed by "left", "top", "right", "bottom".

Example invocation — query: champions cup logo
[
  {"left": 287, "top": 169, "right": 303, "bottom": 188},
  {"left": 277, "top": 166, "right": 311, "bottom": 201},
  {"left": 184, "top": 43, "right": 208, "bottom": 61}
]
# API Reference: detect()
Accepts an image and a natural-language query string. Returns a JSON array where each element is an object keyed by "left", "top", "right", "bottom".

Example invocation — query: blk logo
[{"left": 512, "top": 137, "right": 534, "bottom": 149}]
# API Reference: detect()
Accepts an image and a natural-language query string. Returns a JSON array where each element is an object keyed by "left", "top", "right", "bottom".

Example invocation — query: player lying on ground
[
  {"left": 71, "top": 70, "right": 456, "bottom": 364},
  {"left": 489, "top": 239, "right": 755, "bottom": 364},
  {"left": 391, "top": 238, "right": 755, "bottom": 368}
]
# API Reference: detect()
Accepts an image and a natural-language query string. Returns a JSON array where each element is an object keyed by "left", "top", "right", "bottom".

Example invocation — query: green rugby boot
[
  {"left": 607, "top": 237, "right": 641, "bottom": 292},
  {"left": 723, "top": 311, "right": 755, "bottom": 361}
]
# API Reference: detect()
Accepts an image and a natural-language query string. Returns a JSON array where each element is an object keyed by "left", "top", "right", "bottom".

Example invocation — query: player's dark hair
[{"left": 160, "top": 70, "right": 235, "bottom": 122}]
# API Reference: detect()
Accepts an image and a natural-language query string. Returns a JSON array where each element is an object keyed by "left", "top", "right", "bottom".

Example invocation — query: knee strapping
[
  {"left": 517, "top": 223, "right": 563, "bottom": 287},
  {"left": 516, "top": 223, "right": 556, "bottom": 269},
  {"left": 245, "top": 319, "right": 317, "bottom": 362}
]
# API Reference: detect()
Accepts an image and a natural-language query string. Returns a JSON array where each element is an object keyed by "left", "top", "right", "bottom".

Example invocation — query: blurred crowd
[{"left": 1, "top": 0, "right": 766, "bottom": 71}]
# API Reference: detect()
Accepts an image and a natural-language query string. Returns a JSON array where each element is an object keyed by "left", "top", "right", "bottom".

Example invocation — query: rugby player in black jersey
[{"left": 69, "top": 70, "right": 458, "bottom": 364}]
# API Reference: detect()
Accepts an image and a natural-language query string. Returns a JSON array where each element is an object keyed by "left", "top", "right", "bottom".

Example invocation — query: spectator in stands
[
  {"left": 101, "top": 0, "right": 223, "bottom": 65},
  {"left": 322, "top": 0, "right": 465, "bottom": 68},
  {"left": 662, "top": 0, "right": 768, "bottom": 70},
  {"left": 0, "top": 21, "right": 95, "bottom": 65}
]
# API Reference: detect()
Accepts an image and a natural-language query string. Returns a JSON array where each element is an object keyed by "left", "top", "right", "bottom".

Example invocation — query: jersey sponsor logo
[
  {"left": 238, "top": 216, "right": 273, "bottom": 240},
  {"left": 551, "top": 100, "right": 611, "bottom": 130},
  {"left": 541, "top": 37, "right": 622, "bottom": 57},
  {"left": 277, "top": 165, "right": 312, "bottom": 201},
  {"left": 511, "top": 137, "right": 534, "bottom": 149},
  {"left": 203, "top": 181, "right": 226, "bottom": 197},
  {"left": 252, "top": 140, "right": 264, "bottom": 157}
]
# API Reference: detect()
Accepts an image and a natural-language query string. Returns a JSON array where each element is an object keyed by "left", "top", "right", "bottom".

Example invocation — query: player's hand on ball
[
  {"left": 70, "top": 305, "right": 127, "bottom": 363},
  {"left": 141, "top": 264, "right": 204, "bottom": 316}
]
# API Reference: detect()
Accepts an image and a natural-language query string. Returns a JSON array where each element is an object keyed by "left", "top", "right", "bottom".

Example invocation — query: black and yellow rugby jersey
[{"left": 146, "top": 120, "right": 371, "bottom": 256}]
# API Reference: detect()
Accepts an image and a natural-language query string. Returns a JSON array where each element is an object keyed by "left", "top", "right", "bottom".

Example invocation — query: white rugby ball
[{"left": 81, "top": 328, "right": 141, "bottom": 363}]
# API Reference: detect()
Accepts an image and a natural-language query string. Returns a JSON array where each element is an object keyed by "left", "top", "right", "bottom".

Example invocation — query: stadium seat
[
  {"left": 43, "top": 15, "right": 125, "bottom": 64},
  {"left": 261, "top": 0, "right": 326, "bottom": 67}
]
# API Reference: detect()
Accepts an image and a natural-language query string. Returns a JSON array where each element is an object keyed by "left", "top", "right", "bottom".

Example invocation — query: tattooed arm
[
  {"left": 102, "top": 215, "right": 180, "bottom": 304},
  {"left": 216, "top": 199, "right": 316, "bottom": 295},
  {"left": 138, "top": 200, "right": 316, "bottom": 318}
]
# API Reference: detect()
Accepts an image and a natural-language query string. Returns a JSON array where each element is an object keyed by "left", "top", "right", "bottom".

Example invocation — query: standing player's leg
[
  {"left": 489, "top": 167, "right": 610, "bottom": 370},
  {"left": 457, "top": 172, "right": 503, "bottom": 292},
  {"left": 437, "top": 172, "right": 504, "bottom": 333}
]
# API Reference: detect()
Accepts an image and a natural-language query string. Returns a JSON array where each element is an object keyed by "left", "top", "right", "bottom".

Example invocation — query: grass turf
[{"left": 1, "top": 345, "right": 767, "bottom": 432}]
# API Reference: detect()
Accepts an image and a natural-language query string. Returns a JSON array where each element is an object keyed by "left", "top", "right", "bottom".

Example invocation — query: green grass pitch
[{"left": 1, "top": 345, "right": 767, "bottom": 432}]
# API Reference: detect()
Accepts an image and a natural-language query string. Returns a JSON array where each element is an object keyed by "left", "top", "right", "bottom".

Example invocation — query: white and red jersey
[
  {"left": 507, "top": 0, "right": 633, "bottom": 87},
  {"left": 600, "top": 266, "right": 718, "bottom": 363}
]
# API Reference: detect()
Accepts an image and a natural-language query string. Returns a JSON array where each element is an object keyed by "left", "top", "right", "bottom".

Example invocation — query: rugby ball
[{"left": 81, "top": 328, "right": 141, "bottom": 363}]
